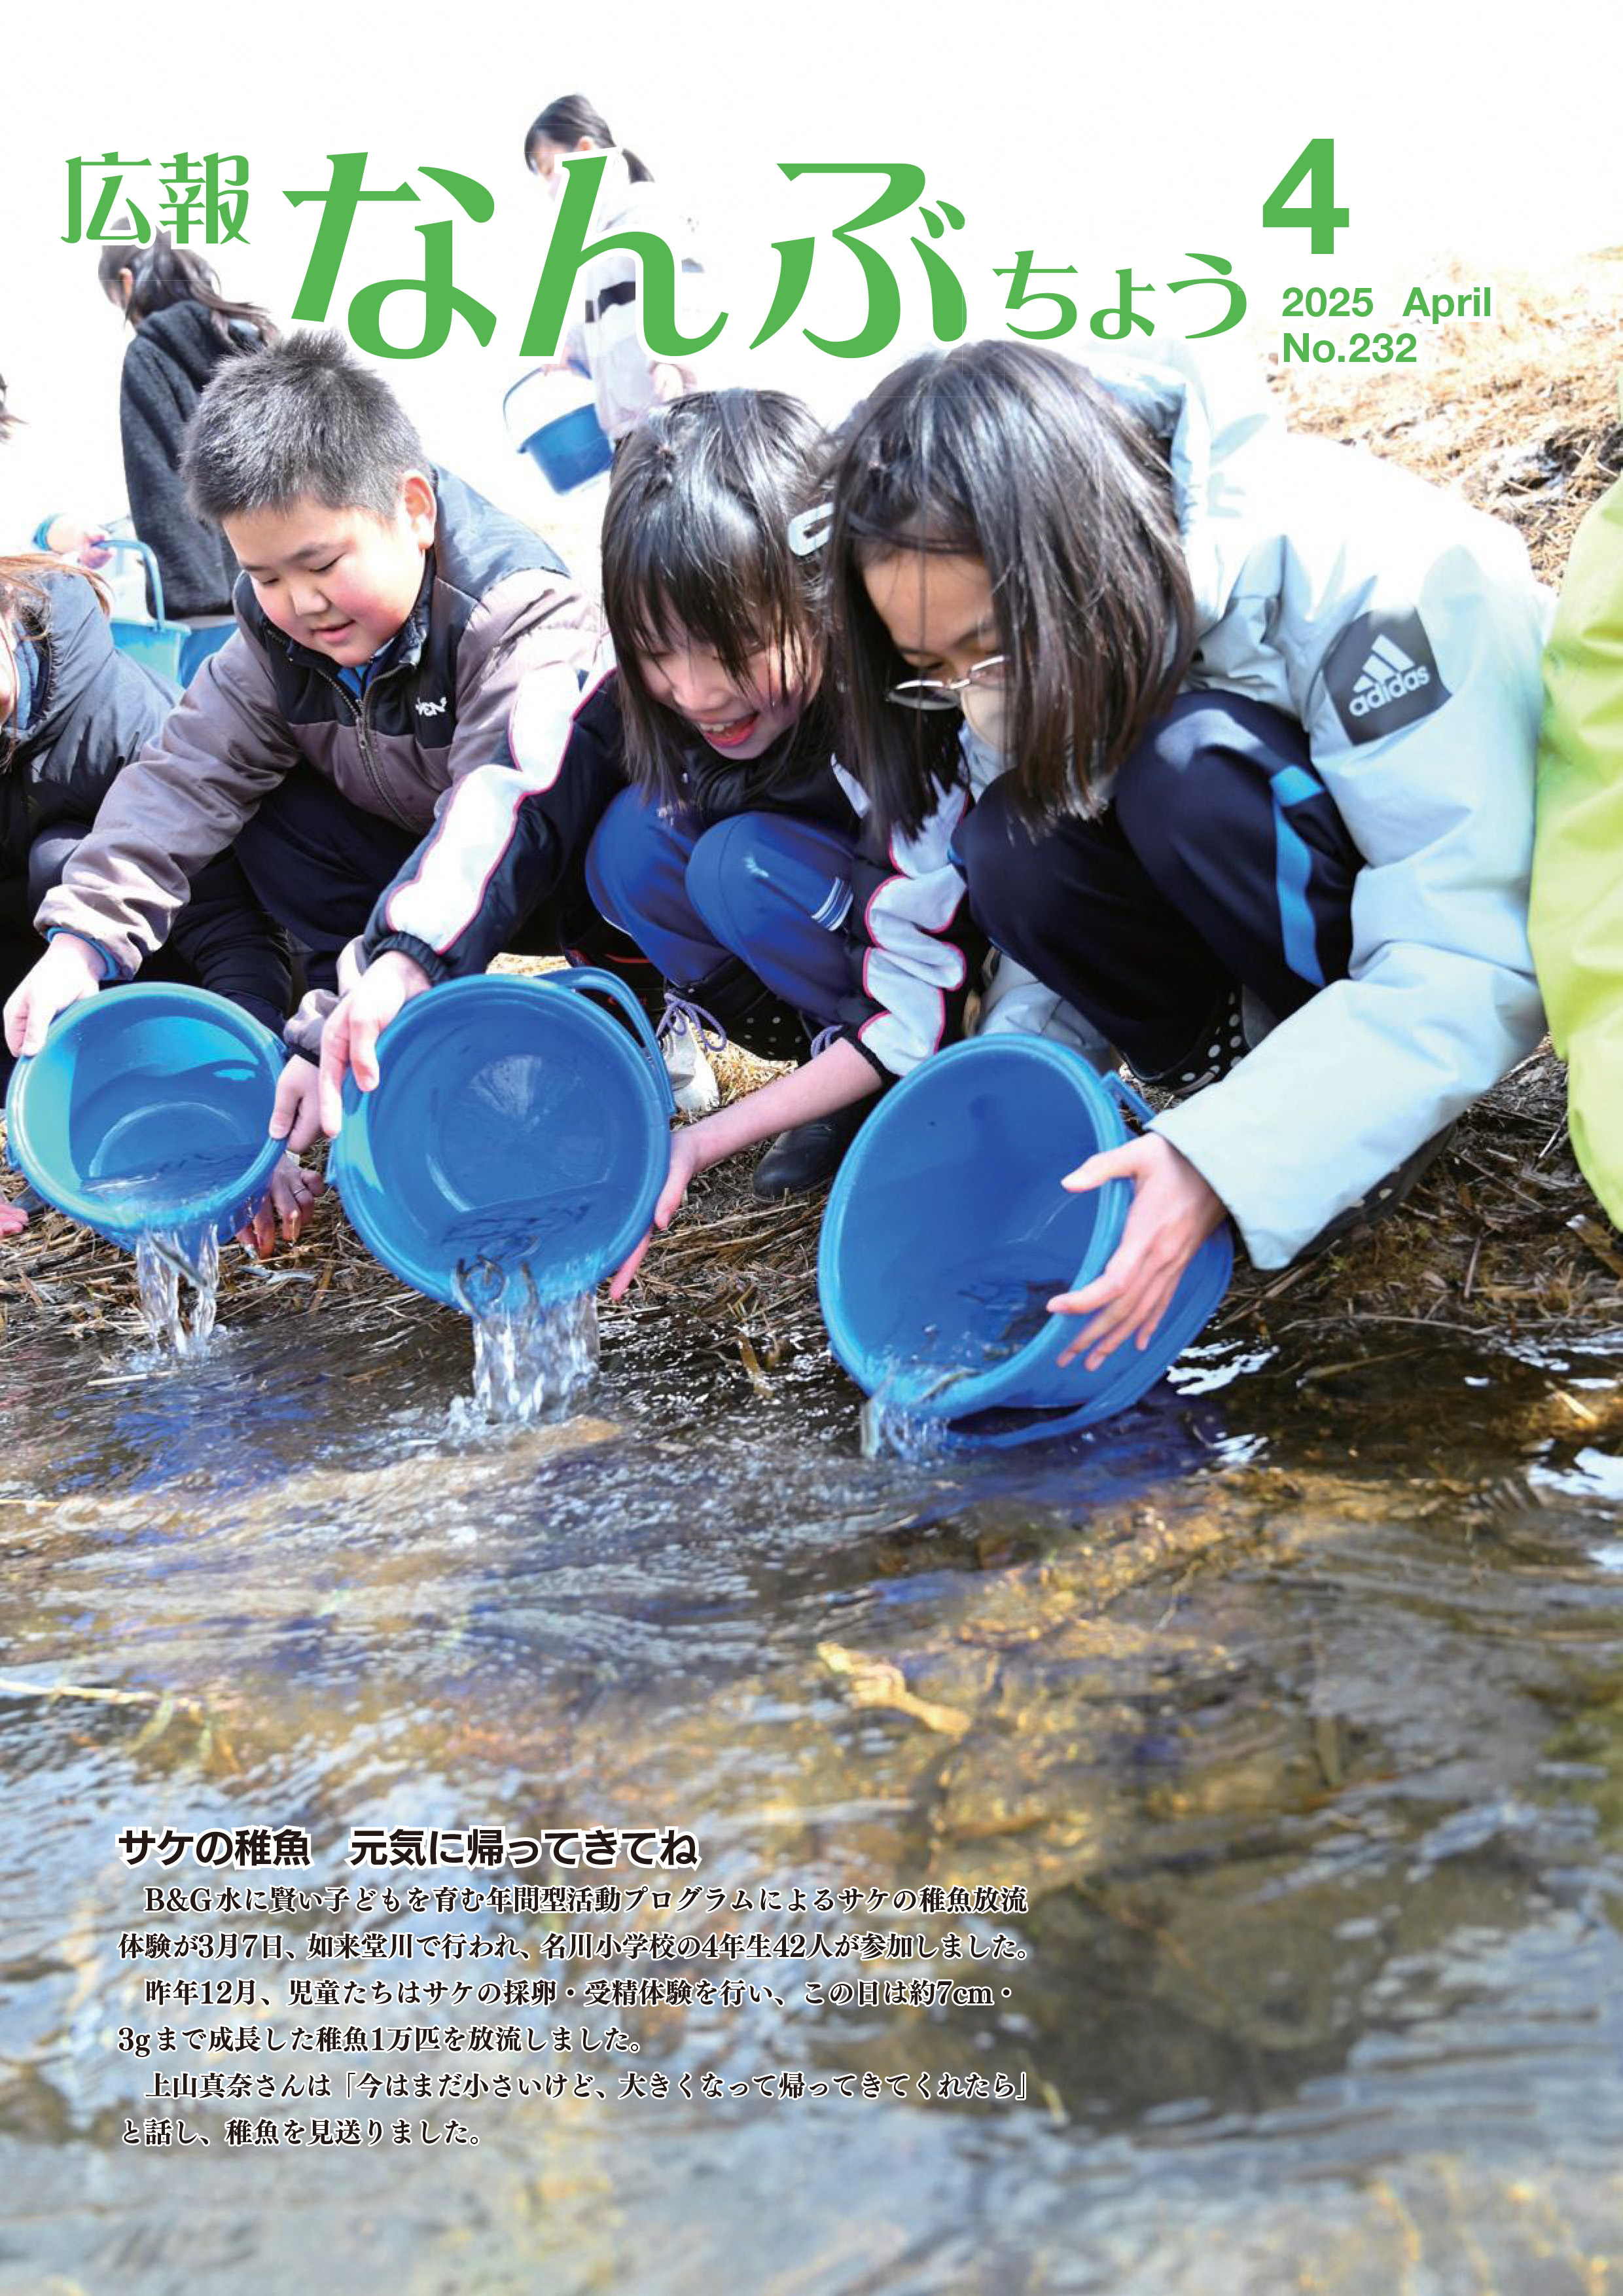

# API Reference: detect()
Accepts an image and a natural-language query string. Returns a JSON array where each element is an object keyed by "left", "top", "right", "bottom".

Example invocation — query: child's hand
[
  {"left": 1048, "top": 1133, "right": 1226, "bottom": 1371},
  {"left": 608, "top": 1126, "right": 707, "bottom": 1300},
  {"left": 236, "top": 1152, "right": 324, "bottom": 1261},
  {"left": 317, "top": 950, "right": 432, "bottom": 1136},
  {"left": 649, "top": 359, "right": 700, "bottom": 403},
  {"left": 0, "top": 1198, "right": 27, "bottom": 1240},
  {"left": 3, "top": 933, "right": 106, "bottom": 1056},
  {"left": 268, "top": 1054, "right": 323, "bottom": 1153},
  {"left": 43, "top": 518, "right": 112, "bottom": 570}
]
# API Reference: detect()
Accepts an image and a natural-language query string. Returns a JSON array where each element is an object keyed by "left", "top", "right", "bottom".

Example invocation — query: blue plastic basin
[
  {"left": 503, "top": 367, "right": 613, "bottom": 494},
  {"left": 521, "top": 402, "right": 615, "bottom": 492},
  {"left": 329, "top": 967, "right": 675, "bottom": 1312},
  {"left": 101, "top": 535, "right": 190, "bottom": 686},
  {"left": 5, "top": 983, "right": 285, "bottom": 1246},
  {"left": 178, "top": 622, "right": 236, "bottom": 685},
  {"left": 817, "top": 1035, "right": 1234, "bottom": 1446},
  {"left": 108, "top": 617, "right": 187, "bottom": 683}
]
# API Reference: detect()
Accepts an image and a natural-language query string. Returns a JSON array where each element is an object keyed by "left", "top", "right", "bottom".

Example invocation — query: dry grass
[
  {"left": 1267, "top": 252, "right": 1623, "bottom": 584},
  {"left": 7, "top": 260, "right": 1623, "bottom": 1372}
]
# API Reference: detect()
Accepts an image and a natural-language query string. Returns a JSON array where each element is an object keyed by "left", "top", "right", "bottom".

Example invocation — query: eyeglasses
[{"left": 886, "top": 656, "right": 1008, "bottom": 711}]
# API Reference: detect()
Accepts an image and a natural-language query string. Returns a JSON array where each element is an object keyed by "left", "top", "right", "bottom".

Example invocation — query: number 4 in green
[{"left": 1262, "top": 138, "right": 1349, "bottom": 256}]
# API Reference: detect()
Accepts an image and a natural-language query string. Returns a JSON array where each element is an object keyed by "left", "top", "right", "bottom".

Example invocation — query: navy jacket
[
  {"left": 366, "top": 664, "right": 858, "bottom": 982},
  {"left": 1, "top": 569, "right": 174, "bottom": 872},
  {"left": 2, "top": 569, "right": 289, "bottom": 1032},
  {"left": 121, "top": 300, "right": 259, "bottom": 618}
]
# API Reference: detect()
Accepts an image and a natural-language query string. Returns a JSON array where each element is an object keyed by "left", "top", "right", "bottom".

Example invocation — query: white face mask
[{"left": 961, "top": 683, "right": 1008, "bottom": 751}]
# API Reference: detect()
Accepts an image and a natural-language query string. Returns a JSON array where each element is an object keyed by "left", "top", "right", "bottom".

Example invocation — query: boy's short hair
[{"left": 181, "top": 328, "right": 426, "bottom": 526}]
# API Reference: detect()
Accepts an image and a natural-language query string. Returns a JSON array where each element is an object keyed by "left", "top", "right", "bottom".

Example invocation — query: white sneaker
[{"left": 660, "top": 1020, "right": 721, "bottom": 1115}]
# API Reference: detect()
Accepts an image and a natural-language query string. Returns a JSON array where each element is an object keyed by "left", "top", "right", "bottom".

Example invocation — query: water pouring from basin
[
  {"left": 329, "top": 967, "right": 675, "bottom": 1418},
  {"left": 819, "top": 1035, "right": 1234, "bottom": 1451}
]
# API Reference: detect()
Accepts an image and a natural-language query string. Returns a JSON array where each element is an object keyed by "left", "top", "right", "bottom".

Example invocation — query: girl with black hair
[
  {"left": 584, "top": 388, "right": 866, "bottom": 1196},
  {"left": 613, "top": 340, "right": 1549, "bottom": 1369},
  {"left": 95, "top": 230, "right": 277, "bottom": 641},
  {"left": 523, "top": 94, "right": 711, "bottom": 442}
]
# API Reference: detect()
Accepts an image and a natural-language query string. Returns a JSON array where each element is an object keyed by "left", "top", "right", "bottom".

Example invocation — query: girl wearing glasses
[{"left": 615, "top": 340, "right": 1548, "bottom": 1371}]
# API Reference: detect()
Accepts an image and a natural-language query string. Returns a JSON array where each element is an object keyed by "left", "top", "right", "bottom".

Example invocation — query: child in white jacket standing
[
  {"left": 524, "top": 95, "right": 713, "bottom": 444},
  {"left": 612, "top": 340, "right": 1549, "bottom": 1369}
]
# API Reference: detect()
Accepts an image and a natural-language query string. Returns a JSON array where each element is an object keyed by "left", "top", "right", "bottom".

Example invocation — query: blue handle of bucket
[
  {"left": 99, "top": 533, "right": 167, "bottom": 626},
  {"left": 1105, "top": 1070, "right": 1155, "bottom": 1130},
  {"left": 502, "top": 360, "right": 594, "bottom": 426},
  {"left": 547, "top": 966, "right": 677, "bottom": 1117}
]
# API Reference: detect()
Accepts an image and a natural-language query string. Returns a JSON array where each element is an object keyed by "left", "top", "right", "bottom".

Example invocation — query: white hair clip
[{"left": 787, "top": 503, "right": 834, "bottom": 558}]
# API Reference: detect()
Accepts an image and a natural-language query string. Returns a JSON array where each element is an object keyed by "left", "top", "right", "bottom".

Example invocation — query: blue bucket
[
  {"left": 178, "top": 622, "right": 236, "bottom": 686},
  {"left": 503, "top": 368, "right": 614, "bottom": 493},
  {"left": 4, "top": 983, "right": 286, "bottom": 1247},
  {"left": 817, "top": 1036, "right": 1234, "bottom": 1449},
  {"left": 102, "top": 536, "right": 190, "bottom": 687},
  {"left": 328, "top": 966, "right": 676, "bottom": 1312}
]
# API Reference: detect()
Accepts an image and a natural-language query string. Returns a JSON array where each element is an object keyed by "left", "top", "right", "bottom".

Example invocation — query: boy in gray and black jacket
[{"left": 6, "top": 331, "right": 621, "bottom": 1161}]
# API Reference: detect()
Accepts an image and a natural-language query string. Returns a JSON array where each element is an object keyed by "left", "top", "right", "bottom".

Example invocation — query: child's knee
[
  {"left": 1116, "top": 698, "right": 1228, "bottom": 848},
  {"left": 684, "top": 815, "right": 784, "bottom": 948},
  {"left": 955, "top": 782, "right": 1060, "bottom": 946},
  {"left": 26, "top": 824, "right": 91, "bottom": 911},
  {"left": 1115, "top": 693, "right": 1308, "bottom": 870},
  {"left": 585, "top": 787, "right": 664, "bottom": 922}
]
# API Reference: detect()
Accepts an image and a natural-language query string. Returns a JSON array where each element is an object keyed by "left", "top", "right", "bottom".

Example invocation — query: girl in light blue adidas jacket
[{"left": 616, "top": 338, "right": 1548, "bottom": 1371}]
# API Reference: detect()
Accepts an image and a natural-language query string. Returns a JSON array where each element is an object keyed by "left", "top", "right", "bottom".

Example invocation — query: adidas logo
[
  {"left": 1347, "top": 636, "right": 1431, "bottom": 719},
  {"left": 414, "top": 695, "right": 448, "bottom": 717}
]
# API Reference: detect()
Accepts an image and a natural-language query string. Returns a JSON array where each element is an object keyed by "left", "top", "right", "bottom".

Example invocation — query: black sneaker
[
  {"left": 753, "top": 1098, "right": 870, "bottom": 1199},
  {"left": 1294, "top": 1124, "right": 1458, "bottom": 1259},
  {"left": 1135, "top": 984, "right": 1251, "bottom": 1100}
]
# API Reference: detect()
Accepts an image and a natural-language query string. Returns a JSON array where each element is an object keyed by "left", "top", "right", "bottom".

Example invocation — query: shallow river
[{"left": 5, "top": 1280, "right": 1623, "bottom": 2293}]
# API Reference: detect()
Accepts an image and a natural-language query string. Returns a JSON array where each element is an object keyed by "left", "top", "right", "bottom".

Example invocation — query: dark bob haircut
[
  {"left": 820, "top": 339, "right": 1196, "bottom": 838},
  {"left": 603, "top": 389, "right": 828, "bottom": 803}
]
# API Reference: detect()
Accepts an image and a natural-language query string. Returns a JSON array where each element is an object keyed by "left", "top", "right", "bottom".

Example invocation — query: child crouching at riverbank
[
  {"left": 613, "top": 341, "right": 1551, "bottom": 1370},
  {"left": 3, "top": 330, "right": 618, "bottom": 1204},
  {"left": 0, "top": 552, "right": 299, "bottom": 1243},
  {"left": 316, "top": 389, "right": 876, "bottom": 1199}
]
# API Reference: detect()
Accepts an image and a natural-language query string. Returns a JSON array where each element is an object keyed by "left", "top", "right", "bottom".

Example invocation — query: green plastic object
[{"left": 1531, "top": 449, "right": 1623, "bottom": 1225}]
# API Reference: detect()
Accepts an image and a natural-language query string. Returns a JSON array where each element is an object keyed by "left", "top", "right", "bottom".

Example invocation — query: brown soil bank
[{"left": 5, "top": 261, "right": 1622, "bottom": 1371}]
